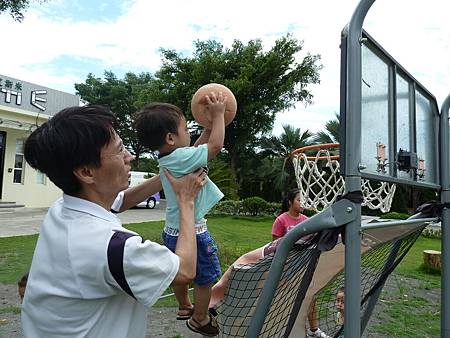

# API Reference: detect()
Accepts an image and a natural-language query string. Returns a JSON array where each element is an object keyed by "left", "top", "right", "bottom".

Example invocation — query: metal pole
[
  {"left": 361, "top": 217, "right": 438, "bottom": 230},
  {"left": 440, "top": 93, "right": 450, "bottom": 338},
  {"left": 342, "top": 1, "right": 375, "bottom": 337}
]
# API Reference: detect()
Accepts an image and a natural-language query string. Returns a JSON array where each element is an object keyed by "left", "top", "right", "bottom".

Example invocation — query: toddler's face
[
  {"left": 336, "top": 291, "right": 345, "bottom": 313},
  {"left": 174, "top": 116, "right": 191, "bottom": 147}
]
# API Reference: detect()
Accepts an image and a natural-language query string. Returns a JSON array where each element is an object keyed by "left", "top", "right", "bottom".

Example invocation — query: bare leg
[
  {"left": 307, "top": 301, "right": 318, "bottom": 331},
  {"left": 209, "top": 267, "right": 231, "bottom": 308},
  {"left": 210, "top": 247, "right": 265, "bottom": 308},
  {"left": 191, "top": 283, "right": 213, "bottom": 326},
  {"left": 172, "top": 284, "right": 193, "bottom": 316}
]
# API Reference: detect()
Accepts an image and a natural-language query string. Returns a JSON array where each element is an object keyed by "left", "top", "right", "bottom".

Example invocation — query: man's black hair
[{"left": 24, "top": 105, "right": 117, "bottom": 195}]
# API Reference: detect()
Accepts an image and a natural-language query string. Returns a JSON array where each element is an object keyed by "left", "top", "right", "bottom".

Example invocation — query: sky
[{"left": 0, "top": 0, "right": 448, "bottom": 135}]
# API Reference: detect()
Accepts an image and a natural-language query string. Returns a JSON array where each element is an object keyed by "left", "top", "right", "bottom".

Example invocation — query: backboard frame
[{"left": 340, "top": 30, "right": 441, "bottom": 190}]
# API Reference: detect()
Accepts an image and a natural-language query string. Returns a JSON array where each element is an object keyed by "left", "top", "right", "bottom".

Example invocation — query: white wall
[
  {"left": 1, "top": 127, "right": 62, "bottom": 207},
  {"left": 0, "top": 108, "right": 62, "bottom": 207}
]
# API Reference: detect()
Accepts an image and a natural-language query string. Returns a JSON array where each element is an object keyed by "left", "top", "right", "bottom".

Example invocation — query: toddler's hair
[{"left": 134, "top": 102, "right": 185, "bottom": 151}]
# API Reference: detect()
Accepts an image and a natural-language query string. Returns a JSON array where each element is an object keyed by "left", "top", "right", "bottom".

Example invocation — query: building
[{"left": 0, "top": 74, "right": 79, "bottom": 207}]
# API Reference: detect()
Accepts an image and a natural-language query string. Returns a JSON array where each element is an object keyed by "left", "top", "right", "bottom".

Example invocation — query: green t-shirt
[{"left": 159, "top": 144, "right": 224, "bottom": 229}]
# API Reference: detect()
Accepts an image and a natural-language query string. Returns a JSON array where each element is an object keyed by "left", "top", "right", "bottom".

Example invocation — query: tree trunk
[
  {"left": 230, "top": 150, "right": 241, "bottom": 185},
  {"left": 423, "top": 250, "right": 441, "bottom": 270},
  {"left": 133, "top": 144, "right": 141, "bottom": 170}
]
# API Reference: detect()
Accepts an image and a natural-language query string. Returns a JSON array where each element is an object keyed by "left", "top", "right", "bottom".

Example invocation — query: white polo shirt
[{"left": 21, "top": 194, "right": 179, "bottom": 338}]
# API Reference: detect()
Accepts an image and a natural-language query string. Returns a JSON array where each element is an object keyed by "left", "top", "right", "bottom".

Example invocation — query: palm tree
[
  {"left": 259, "top": 124, "right": 315, "bottom": 194},
  {"left": 260, "top": 124, "right": 314, "bottom": 158},
  {"left": 312, "top": 112, "right": 340, "bottom": 144}
]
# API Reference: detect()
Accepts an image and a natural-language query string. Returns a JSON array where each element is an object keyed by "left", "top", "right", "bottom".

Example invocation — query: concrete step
[{"left": 0, "top": 201, "right": 25, "bottom": 212}]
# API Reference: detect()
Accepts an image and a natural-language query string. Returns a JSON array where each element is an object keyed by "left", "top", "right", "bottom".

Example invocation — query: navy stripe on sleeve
[{"left": 107, "top": 231, "right": 143, "bottom": 299}]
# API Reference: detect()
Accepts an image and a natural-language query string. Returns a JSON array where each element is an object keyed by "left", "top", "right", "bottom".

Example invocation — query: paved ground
[{"left": 0, "top": 200, "right": 167, "bottom": 237}]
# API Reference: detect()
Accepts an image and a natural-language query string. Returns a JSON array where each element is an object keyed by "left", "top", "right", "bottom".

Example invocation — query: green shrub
[
  {"left": 302, "top": 208, "right": 317, "bottom": 217},
  {"left": 242, "top": 197, "right": 268, "bottom": 216},
  {"left": 361, "top": 206, "right": 383, "bottom": 217},
  {"left": 210, "top": 198, "right": 282, "bottom": 216},
  {"left": 266, "top": 202, "right": 282, "bottom": 216},
  {"left": 379, "top": 211, "right": 410, "bottom": 220},
  {"left": 210, "top": 200, "right": 243, "bottom": 215},
  {"left": 422, "top": 227, "right": 442, "bottom": 239}
]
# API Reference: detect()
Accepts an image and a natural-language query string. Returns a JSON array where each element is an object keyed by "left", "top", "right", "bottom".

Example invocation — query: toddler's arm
[
  {"left": 193, "top": 128, "right": 211, "bottom": 147},
  {"left": 205, "top": 92, "right": 227, "bottom": 160}
]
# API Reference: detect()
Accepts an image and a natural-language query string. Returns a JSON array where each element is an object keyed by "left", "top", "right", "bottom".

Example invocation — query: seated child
[
  {"left": 335, "top": 286, "right": 345, "bottom": 328},
  {"left": 18, "top": 272, "right": 29, "bottom": 302},
  {"left": 134, "top": 93, "right": 227, "bottom": 337}
]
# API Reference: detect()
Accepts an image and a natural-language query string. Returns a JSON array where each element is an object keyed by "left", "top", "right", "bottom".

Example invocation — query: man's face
[{"left": 94, "top": 132, "right": 133, "bottom": 197}]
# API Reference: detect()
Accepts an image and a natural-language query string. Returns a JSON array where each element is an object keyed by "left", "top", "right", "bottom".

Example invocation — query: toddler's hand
[{"left": 204, "top": 91, "right": 227, "bottom": 120}]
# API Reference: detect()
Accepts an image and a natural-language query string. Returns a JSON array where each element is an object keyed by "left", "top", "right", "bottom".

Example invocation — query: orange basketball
[{"left": 191, "top": 83, "right": 237, "bottom": 128}]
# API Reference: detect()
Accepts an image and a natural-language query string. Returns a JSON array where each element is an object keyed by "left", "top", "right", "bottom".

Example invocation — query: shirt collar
[
  {"left": 62, "top": 194, "right": 121, "bottom": 225},
  {"left": 157, "top": 149, "right": 174, "bottom": 159}
]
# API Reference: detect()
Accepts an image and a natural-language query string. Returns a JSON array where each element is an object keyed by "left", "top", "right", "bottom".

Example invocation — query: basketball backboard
[{"left": 340, "top": 30, "right": 440, "bottom": 189}]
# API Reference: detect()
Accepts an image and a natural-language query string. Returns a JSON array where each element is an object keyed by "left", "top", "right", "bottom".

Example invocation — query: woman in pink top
[{"left": 272, "top": 188, "right": 308, "bottom": 240}]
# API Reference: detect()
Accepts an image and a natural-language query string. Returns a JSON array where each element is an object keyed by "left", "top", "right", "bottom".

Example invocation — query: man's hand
[{"left": 164, "top": 168, "right": 207, "bottom": 203}]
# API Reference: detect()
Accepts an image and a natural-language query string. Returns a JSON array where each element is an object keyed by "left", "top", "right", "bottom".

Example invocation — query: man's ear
[
  {"left": 73, "top": 166, "right": 95, "bottom": 185},
  {"left": 165, "top": 132, "right": 175, "bottom": 146}
]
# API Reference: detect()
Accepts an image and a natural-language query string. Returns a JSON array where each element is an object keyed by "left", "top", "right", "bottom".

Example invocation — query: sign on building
[{"left": 0, "top": 74, "right": 80, "bottom": 116}]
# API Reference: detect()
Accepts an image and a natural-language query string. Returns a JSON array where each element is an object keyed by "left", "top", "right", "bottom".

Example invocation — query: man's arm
[
  {"left": 164, "top": 168, "right": 206, "bottom": 284},
  {"left": 117, "top": 175, "right": 162, "bottom": 212}
]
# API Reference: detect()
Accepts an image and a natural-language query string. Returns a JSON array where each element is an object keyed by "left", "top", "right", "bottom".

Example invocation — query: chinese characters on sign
[{"left": 0, "top": 78, "right": 47, "bottom": 111}]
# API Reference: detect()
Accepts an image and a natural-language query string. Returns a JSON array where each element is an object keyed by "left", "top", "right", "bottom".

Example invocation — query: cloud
[{"left": 0, "top": 0, "right": 448, "bottom": 135}]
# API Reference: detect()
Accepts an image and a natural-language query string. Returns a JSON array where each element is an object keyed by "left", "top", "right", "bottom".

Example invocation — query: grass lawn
[
  {"left": 394, "top": 236, "right": 441, "bottom": 286},
  {"left": 0, "top": 235, "right": 38, "bottom": 284},
  {"left": 0, "top": 215, "right": 442, "bottom": 334},
  {"left": 126, "top": 215, "right": 274, "bottom": 273}
]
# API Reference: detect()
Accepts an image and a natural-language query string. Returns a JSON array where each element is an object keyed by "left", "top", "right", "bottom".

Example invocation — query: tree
[
  {"left": 207, "top": 156, "right": 239, "bottom": 200},
  {"left": 313, "top": 112, "right": 340, "bottom": 144},
  {"left": 75, "top": 71, "right": 154, "bottom": 167},
  {"left": 258, "top": 125, "right": 314, "bottom": 196},
  {"left": 142, "top": 35, "right": 322, "bottom": 182},
  {"left": 260, "top": 124, "right": 314, "bottom": 158},
  {"left": 1, "top": 0, "right": 48, "bottom": 22}
]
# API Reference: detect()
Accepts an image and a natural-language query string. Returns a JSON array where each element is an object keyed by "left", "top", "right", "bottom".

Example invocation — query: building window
[
  {"left": 37, "top": 170, "right": 46, "bottom": 185},
  {"left": 13, "top": 139, "right": 25, "bottom": 184}
]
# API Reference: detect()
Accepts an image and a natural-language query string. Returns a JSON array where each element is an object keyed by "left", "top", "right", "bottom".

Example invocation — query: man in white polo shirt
[{"left": 21, "top": 105, "right": 206, "bottom": 338}]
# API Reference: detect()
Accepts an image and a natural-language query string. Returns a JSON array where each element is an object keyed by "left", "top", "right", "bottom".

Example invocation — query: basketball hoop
[{"left": 291, "top": 143, "right": 396, "bottom": 213}]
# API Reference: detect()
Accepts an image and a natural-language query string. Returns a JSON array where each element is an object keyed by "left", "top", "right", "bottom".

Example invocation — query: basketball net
[{"left": 291, "top": 144, "right": 396, "bottom": 213}]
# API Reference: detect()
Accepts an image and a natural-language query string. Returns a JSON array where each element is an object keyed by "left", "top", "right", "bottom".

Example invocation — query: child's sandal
[{"left": 176, "top": 306, "right": 194, "bottom": 320}]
